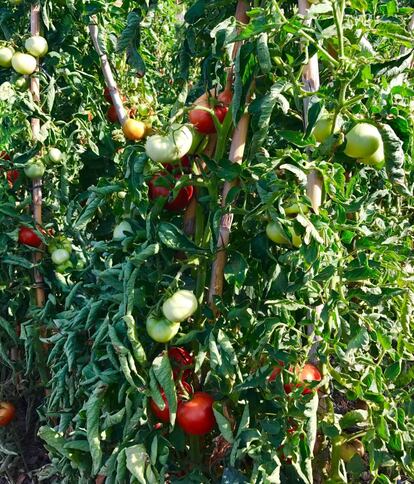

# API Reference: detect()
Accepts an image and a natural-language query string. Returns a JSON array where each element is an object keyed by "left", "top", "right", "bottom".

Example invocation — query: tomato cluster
[{"left": 150, "top": 347, "right": 216, "bottom": 435}]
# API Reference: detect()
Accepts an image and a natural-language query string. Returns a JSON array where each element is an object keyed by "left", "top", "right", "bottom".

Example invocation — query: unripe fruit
[
  {"left": 359, "top": 142, "right": 385, "bottom": 167},
  {"left": 122, "top": 119, "right": 146, "bottom": 141},
  {"left": 0, "top": 47, "right": 14, "bottom": 68},
  {"left": 11, "top": 52, "right": 37, "bottom": 75},
  {"left": 25, "top": 36, "right": 48, "bottom": 57},
  {"left": 344, "top": 123, "right": 382, "bottom": 159},
  {"left": 113, "top": 221, "right": 132, "bottom": 241},
  {"left": 48, "top": 148, "right": 63, "bottom": 163}
]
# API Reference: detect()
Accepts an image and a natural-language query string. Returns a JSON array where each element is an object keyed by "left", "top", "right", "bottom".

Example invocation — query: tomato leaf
[
  {"left": 378, "top": 123, "right": 411, "bottom": 196},
  {"left": 158, "top": 222, "right": 206, "bottom": 254}
]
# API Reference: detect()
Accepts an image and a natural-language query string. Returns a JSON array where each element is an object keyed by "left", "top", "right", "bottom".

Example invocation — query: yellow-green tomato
[
  {"left": 344, "top": 123, "right": 382, "bottom": 159},
  {"left": 162, "top": 289, "right": 198, "bottom": 323},
  {"left": 359, "top": 141, "right": 384, "bottom": 167},
  {"left": 312, "top": 115, "right": 340, "bottom": 143},
  {"left": 25, "top": 36, "right": 48, "bottom": 57},
  {"left": 266, "top": 222, "right": 289, "bottom": 245},
  {"left": 51, "top": 248, "right": 70, "bottom": 265},
  {"left": 284, "top": 201, "right": 309, "bottom": 216},
  {"left": 14, "top": 76, "right": 29, "bottom": 90},
  {"left": 145, "top": 134, "right": 177, "bottom": 163},
  {"left": 146, "top": 315, "right": 180, "bottom": 343},
  {"left": 339, "top": 439, "right": 365, "bottom": 463},
  {"left": 9, "top": 0, "right": 23, "bottom": 5},
  {"left": 11, "top": 52, "right": 36, "bottom": 75},
  {"left": 48, "top": 148, "right": 63, "bottom": 163},
  {"left": 0, "top": 47, "right": 14, "bottom": 68},
  {"left": 266, "top": 222, "right": 302, "bottom": 248},
  {"left": 55, "top": 260, "right": 73, "bottom": 274},
  {"left": 113, "top": 221, "right": 132, "bottom": 241}
]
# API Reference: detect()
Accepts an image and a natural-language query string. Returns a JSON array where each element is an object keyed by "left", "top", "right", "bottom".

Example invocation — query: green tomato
[
  {"left": 266, "top": 222, "right": 301, "bottom": 248},
  {"left": 162, "top": 289, "right": 198, "bottom": 323},
  {"left": 284, "top": 201, "right": 309, "bottom": 216},
  {"left": 24, "top": 160, "right": 45, "bottom": 179},
  {"left": 145, "top": 134, "right": 177, "bottom": 163},
  {"left": 48, "top": 148, "right": 63, "bottom": 163},
  {"left": 146, "top": 314, "right": 180, "bottom": 343},
  {"left": 48, "top": 236, "right": 72, "bottom": 255},
  {"left": 55, "top": 260, "right": 73, "bottom": 274},
  {"left": 312, "top": 115, "right": 340, "bottom": 143},
  {"left": 0, "top": 47, "right": 14, "bottom": 68},
  {"left": 51, "top": 248, "right": 70, "bottom": 265},
  {"left": 11, "top": 52, "right": 37, "bottom": 75},
  {"left": 339, "top": 439, "right": 365, "bottom": 463},
  {"left": 344, "top": 123, "right": 382, "bottom": 159},
  {"left": 359, "top": 141, "right": 384, "bottom": 167},
  {"left": 9, "top": 0, "right": 23, "bottom": 5},
  {"left": 25, "top": 36, "right": 48, "bottom": 57},
  {"left": 170, "top": 124, "right": 193, "bottom": 159},
  {"left": 14, "top": 76, "right": 29, "bottom": 91},
  {"left": 113, "top": 221, "right": 132, "bottom": 241}
]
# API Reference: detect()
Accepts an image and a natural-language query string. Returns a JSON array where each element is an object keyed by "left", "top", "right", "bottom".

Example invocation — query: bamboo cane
[
  {"left": 183, "top": 0, "right": 249, "bottom": 238},
  {"left": 30, "top": 4, "right": 46, "bottom": 308},
  {"left": 298, "top": 0, "right": 323, "bottom": 214},
  {"left": 208, "top": 0, "right": 250, "bottom": 313},
  {"left": 89, "top": 17, "right": 128, "bottom": 125}
]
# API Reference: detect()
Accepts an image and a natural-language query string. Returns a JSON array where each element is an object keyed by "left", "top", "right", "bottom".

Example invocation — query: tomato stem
[{"left": 188, "top": 434, "right": 202, "bottom": 466}]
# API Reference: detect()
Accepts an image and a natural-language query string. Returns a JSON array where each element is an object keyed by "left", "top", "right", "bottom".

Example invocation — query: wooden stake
[
  {"left": 30, "top": 3, "right": 45, "bottom": 308},
  {"left": 89, "top": 17, "right": 128, "bottom": 125},
  {"left": 207, "top": 0, "right": 250, "bottom": 313},
  {"left": 298, "top": 0, "right": 323, "bottom": 214}
]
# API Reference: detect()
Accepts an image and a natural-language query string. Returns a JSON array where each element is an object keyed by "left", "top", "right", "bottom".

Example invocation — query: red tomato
[
  {"left": 18, "top": 227, "right": 42, "bottom": 247},
  {"left": 218, "top": 89, "right": 233, "bottom": 106},
  {"left": 148, "top": 172, "right": 193, "bottom": 211},
  {"left": 189, "top": 91, "right": 230, "bottom": 134},
  {"left": 284, "top": 363, "right": 321, "bottom": 395},
  {"left": 0, "top": 401, "right": 16, "bottom": 426},
  {"left": 106, "top": 105, "right": 118, "bottom": 123},
  {"left": 104, "top": 87, "right": 126, "bottom": 104},
  {"left": 150, "top": 381, "right": 192, "bottom": 423},
  {"left": 268, "top": 360, "right": 285, "bottom": 382},
  {"left": 7, "top": 169, "right": 20, "bottom": 188},
  {"left": 168, "top": 347, "right": 194, "bottom": 381},
  {"left": 0, "top": 152, "right": 10, "bottom": 160},
  {"left": 177, "top": 392, "right": 216, "bottom": 435}
]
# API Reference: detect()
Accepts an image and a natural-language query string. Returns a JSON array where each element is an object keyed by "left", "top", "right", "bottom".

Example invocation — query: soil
[{"left": 0, "top": 395, "right": 50, "bottom": 483}]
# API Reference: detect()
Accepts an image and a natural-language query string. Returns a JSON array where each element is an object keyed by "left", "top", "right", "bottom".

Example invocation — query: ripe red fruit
[
  {"left": 177, "top": 392, "right": 216, "bottom": 436},
  {"left": 284, "top": 363, "right": 322, "bottom": 395},
  {"left": 268, "top": 360, "right": 285, "bottom": 382},
  {"left": 18, "top": 227, "right": 42, "bottom": 247},
  {"left": 148, "top": 172, "right": 193, "bottom": 211},
  {"left": 107, "top": 105, "right": 118, "bottom": 123},
  {"left": 150, "top": 381, "right": 192, "bottom": 423},
  {"left": 0, "top": 402, "right": 16, "bottom": 426},
  {"left": 189, "top": 90, "right": 232, "bottom": 134},
  {"left": 168, "top": 347, "right": 194, "bottom": 381},
  {"left": 7, "top": 169, "right": 20, "bottom": 188}
]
